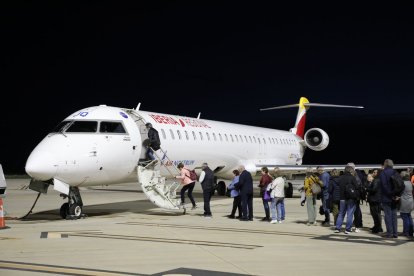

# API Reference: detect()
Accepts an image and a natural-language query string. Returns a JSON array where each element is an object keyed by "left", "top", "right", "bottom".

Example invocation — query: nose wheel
[{"left": 59, "top": 187, "right": 85, "bottom": 219}]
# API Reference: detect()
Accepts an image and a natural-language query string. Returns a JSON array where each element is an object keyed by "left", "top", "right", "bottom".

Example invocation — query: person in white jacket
[{"left": 267, "top": 168, "right": 285, "bottom": 224}]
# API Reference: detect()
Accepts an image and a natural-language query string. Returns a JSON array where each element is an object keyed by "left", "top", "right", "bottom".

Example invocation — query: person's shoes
[
  {"left": 322, "top": 222, "right": 330, "bottom": 227},
  {"left": 306, "top": 222, "right": 311, "bottom": 226},
  {"left": 354, "top": 228, "right": 361, "bottom": 233},
  {"left": 239, "top": 218, "right": 249, "bottom": 221},
  {"left": 378, "top": 228, "right": 384, "bottom": 233},
  {"left": 227, "top": 215, "right": 235, "bottom": 219},
  {"left": 382, "top": 234, "right": 392, "bottom": 238},
  {"left": 191, "top": 205, "right": 197, "bottom": 210},
  {"left": 270, "top": 220, "right": 278, "bottom": 224},
  {"left": 249, "top": 218, "right": 253, "bottom": 221},
  {"left": 313, "top": 222, "right": 318, "bottom": 226},
  {"left": 392, "top": 235, "right": 398, "bottom": 238},
  {"left": 204, "top": 215, "right": 212, "bottom": 219},
  {"left": 261, "top": 217, "right": 270, "bottom": 221},
  {"left": 370, "top": 226, "right": 375, "bottom": 231},
  {"left": 334, "top": 229, "right": 340, "bottom": 233},
  {"left": 236, "top": 216, "right": 241, "bottom": 219},
  {"left": 278, "top": 220, "right": 282, "bottom": 224},
  {"left": 344, "top": 230, "right": 351, "bottom": 234}
]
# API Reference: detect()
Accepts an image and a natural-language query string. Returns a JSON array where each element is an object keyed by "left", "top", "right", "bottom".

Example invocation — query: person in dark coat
[
  {"left": 199, "top": 162, "right": 214, "bottom": 218},
  {"left": 367, "top": 169, "right": 383, "bottom": 233},
  {"left": 380, "top": 159, "right": 398, "bottom": 238},
  {"left": 334, "top": 166, "right": 358, "bottom": 234},
  {"left": 235, "top": 165, "right": 254, "bottom": 221},
  {"left": 145, "top": 122, "right": 161, "bottom": 160},
  {"left": 328, "top": 169, "right": 341, "bottom": 225}
]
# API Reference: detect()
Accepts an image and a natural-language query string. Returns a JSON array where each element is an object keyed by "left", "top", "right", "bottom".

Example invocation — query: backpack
[
  {"left": 309, "top": 176, "right": 322, "bottom": 195},
  {"left": 186, "top": 169, "right": 198, "bottom": 182},
  {"left": 390, "top": 171, "right": 405, "bottom": 197},
  {"left": 345, "top": 183, "right": 359, "bottom": 200}
]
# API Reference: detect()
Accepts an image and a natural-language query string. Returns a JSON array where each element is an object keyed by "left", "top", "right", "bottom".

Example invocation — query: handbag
[{"left": 263, "top": 190, "right": 271, "bottom": 201}]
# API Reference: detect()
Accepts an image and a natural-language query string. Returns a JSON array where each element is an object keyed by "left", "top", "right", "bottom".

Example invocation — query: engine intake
[{"left": 304, "top": 128, "right": 329, "bottom": 151}]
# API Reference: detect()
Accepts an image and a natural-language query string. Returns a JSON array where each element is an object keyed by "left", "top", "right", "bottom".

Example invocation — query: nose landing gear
[{"left": 59, "top": 187, "right": 86, "bottom": 219}]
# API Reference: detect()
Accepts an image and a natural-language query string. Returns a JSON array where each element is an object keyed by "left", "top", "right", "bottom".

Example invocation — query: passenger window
[
  {"left": 219, "top": 133, "right": 223, "bottom": 141},
  {"left": 100, "top": 121, "right": 126, "bottom": 134},
  {"left": 249, "top": 136, "right": 252, "bottom": 143},
  {"left": 258, "top": 137, "right": 261, "bottom": 144},
  {"left": 192, "top": 131, "right": 197, "bottom": 140},
  {"left": 66, "top": 121, "right": 97, "bottom": 133},
  {"left": 263, "top": 138, "right": 266, "bottom": 144},
  {"left": 234, "top": 135, "right": 238, "bottom": 142},
  {"left": 213, "top": 133, "right": 217, "bottom": 141},
  {"left": 169, "top": 129, "right": 175, "bottom": 140},
  {"left": 230, "top": 134, "right": 234, "bottom": 142},
  {"left": 253, "top": 136, "right": 256, "bottom": 143},
  {"left": 177, "top": 130, "right": 182, "bottom": 140},
  {"left": 185, "top": 130, "right": 189, "bottom": 140},
  {"left": 206, "top": 132, "right": 210, "bottom": 141},
  {"left": 161, "top": 129, "right": 166, "bottom": 140},
  {"left": 199, "top": 132, "right": 203, "bottom": 140},
  {"left": 244, "top": 135, "right": 248, "bottom": 143},
  {"left": 268, "top": 137, "right": 272, "bottom": 144},
  {"left": 225, "top": 134, "right": 228, "bottom": 142}
]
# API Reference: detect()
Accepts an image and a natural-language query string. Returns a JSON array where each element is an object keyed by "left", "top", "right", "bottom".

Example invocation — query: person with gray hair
[
  {"left": 399, "top": 171, "right": 413, "bottom": 237},
  {"left": 198, "top": 162, "right": 214, "bottom": 218},
  {"left": 380, "top": 159, "right": 399, "bottom": 238},
  {"left": 234, "top": 165, "right": 254, "bottom": 221}
]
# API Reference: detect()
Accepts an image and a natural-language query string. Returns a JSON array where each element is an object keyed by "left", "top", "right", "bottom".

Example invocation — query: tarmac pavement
[{"left": 1, "top": 178, "right": 413, "bottom": 276}]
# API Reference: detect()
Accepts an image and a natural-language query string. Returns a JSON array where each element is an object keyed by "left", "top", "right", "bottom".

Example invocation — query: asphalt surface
[{"left": 1, "top": 178, "right": 413, "bottom": 276}]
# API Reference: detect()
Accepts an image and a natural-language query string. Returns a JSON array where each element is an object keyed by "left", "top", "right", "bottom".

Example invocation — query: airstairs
[
  {"left": 124, "top": 108, "right": 183, "bottom": 211},
  {"left": 137, "top": 148, "right": 182, "bottom": 210}
]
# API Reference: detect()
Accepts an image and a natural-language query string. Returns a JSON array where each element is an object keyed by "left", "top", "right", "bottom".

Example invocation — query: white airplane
[{"left": 23, "top": 97, "right": 408, "bottom": 219}]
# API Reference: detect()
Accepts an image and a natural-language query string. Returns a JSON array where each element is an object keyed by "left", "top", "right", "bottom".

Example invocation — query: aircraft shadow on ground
[{"left": 20, "top": 194, "right": 226, "bottom": 221}]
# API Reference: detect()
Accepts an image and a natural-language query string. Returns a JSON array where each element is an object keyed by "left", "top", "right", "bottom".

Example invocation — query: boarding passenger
[
  {"left": 235, "top": 165, "right": 254, "bottom": 221},
  {"left": 199, "top": 162, "right": 214, "bottom": 218},
  {"left": 367, "top": 170, "right": 383, "bottom": 233},
  {"left": 380, "top": 159, "right": 399, "bottom": 238},
  {"left": 347, "top": 163, "right": 364, "bottom": 232},
  {"left": 328, "top": 169, "right": 340, "bottom": 225},
  {"left": 334, "top": 165, "right": 358, "bottom": 234},
  {"left": 145, "top": 123, "right": 161, "bottom": 161},
  {"left": 399, "top": 171, "right": 413, "bottom": 237},
  {"left": 318, "top": 166, "right": 331, "bottom": 226},
  {"left": 304, "top": 168, "right": 323, "bottom": 226},
  {"left": 227, "top": 170, "right": 242, "bottom": 219},
  {"left": 258, "top": 167, "right": 273, "bottom": 221},
  {"left": 268, "top": 168, "right": 285, "bottom": 224},
  {"left": 175, "top": 163, "right": 197, "bottom": 210}
]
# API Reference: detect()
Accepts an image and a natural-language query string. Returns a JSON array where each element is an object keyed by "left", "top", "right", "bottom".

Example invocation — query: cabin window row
[{"left": 160, "top": 129, "right": 297, "bottom": 145}]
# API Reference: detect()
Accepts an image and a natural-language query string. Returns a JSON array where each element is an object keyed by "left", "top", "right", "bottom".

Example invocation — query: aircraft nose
[{"left": 25, "top": 150, "right": 58, "bottom": 181}]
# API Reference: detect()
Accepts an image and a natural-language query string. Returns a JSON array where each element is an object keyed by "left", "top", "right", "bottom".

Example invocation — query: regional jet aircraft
[{"left": 23, "top": 97, "right": 405, "bottom": 219}]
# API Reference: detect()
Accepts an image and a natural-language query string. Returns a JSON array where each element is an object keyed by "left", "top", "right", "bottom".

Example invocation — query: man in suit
[{"left": 235, "top": 165, "right": 254, "bottom": 221}]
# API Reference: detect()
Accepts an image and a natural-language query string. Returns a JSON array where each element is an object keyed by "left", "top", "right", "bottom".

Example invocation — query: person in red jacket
[{"left": 258, "top": 167, "right": 273, "bottom": 221}]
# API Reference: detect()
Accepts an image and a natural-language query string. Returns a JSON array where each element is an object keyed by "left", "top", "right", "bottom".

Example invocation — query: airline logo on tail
[{"left": 260, "top": 97, "right": 363, "bottom": 139}]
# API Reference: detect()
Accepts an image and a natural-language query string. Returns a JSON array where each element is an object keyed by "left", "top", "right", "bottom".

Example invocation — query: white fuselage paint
[{"left": 25, "top": 106, "right": 305, "bottom": 187}]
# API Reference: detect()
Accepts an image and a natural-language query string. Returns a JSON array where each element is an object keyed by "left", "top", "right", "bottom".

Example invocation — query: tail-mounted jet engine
[{"left": 304, "top": 128, "right": 329, "bottom": 151}]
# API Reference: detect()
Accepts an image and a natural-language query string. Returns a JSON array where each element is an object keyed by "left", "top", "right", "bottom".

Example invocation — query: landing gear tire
[
  {"left": 217, "top": 181, "right": 226, "bottom": 196},
  {"left": 60, "top": 203, "right": 69, "bottom": 219},
  {"left": 69, "top": 203, "right": 82, "bottom": 219}
]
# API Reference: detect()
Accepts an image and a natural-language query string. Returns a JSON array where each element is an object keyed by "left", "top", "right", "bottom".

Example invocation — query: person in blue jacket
[{"left": 227, "top": 170, "right": 241, "bottom": 218}]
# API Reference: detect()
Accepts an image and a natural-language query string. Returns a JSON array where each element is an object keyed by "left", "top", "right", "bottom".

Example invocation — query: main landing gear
[{"left": 59, "top": 187, "right": 86, "bottom": 219}]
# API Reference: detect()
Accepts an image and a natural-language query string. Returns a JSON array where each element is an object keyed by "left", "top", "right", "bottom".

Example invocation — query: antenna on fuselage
[
  {"left": 135, "top": 103, "right": 141, "bottom": 111},
  {"left": 197, "top": 112, "right": 201, "bottom": 119}
]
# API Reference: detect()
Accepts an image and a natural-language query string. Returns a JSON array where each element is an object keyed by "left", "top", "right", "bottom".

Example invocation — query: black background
[{"left": 1, "top": 2, "right": 413, "bottom": 174}]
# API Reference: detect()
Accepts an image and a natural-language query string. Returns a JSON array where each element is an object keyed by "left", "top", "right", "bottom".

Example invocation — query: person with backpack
[
  {"left": 328, "top": 169, "right": 341, "bottom": 226},
  {"left": 399, "top": 171, "right": 413, "bottom": 237},
  {"left": 304, "top": 168, "right": 323, "bottom": 226},
  {"left": 145, "top": 123, "right": 161, "bottom": 161},
  {"left": 367, "top": 170, "right": 383, "bottom": 234},
  {"left": 334, "top": 165, "right": 358, "bottom": 234},
  {"left": 318, "top": 166, "right": 331, "bottom": 226},
  {"left": 176, "top": 163, "right": 197, "bottom": 210},
  {"left": 258, "top": 167, "right": 273, "bottom": 221},
  {"left": 380, "top": 159, "right": 399, "bottom": 238}
]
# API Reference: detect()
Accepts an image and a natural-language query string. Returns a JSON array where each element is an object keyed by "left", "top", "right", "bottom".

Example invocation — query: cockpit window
[
  {"left": 100, "top": 122, "right": 126, "bottom": 134},
  {"left": 52, "top": 120, "right": 72, "bottom": 133},
  {"left": 66, "top": 121, "right": 98, "bottom": 133}
]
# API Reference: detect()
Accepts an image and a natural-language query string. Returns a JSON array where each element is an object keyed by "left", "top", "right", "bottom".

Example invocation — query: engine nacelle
[{"left": 304, "top": 128, "right": 329, "bottom": 151}]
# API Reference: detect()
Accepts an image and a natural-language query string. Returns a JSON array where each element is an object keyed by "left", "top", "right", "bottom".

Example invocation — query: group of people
[
  {"left": 175, "top": 157, "right": 413, "bottom": 238},
  {"left": 301, "top": 159, "right": 414, "bottom": 238}
]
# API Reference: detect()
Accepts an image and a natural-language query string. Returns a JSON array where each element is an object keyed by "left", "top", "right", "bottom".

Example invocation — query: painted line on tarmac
[
  {"left": 0, "top": 260, "right": 144, "bottom": 276},
  {"left": 118, "top": 221, "right": 319, "bottom": 238},
  {"left": 67, "top": 232, "right": 261, "bottom": 250}
]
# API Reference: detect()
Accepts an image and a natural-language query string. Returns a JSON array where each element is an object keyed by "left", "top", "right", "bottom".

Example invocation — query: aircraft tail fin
[{"left": 260, "top": 97, "right": 363, "bottom": 138}]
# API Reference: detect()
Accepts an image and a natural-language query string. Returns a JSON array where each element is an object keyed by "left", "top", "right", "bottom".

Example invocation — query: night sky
[{"left": 1, "top": 3, "right": 413, "bottom": 174}]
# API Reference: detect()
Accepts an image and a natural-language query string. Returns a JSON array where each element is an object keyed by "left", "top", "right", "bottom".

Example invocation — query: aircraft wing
[{"left": 254, "top": 164, "right": 414, "bottom": 175}]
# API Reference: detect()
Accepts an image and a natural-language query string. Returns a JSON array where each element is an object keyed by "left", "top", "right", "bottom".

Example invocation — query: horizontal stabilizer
[{"left": 260, "top": 103, "right": 364, "bottom": 111}]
